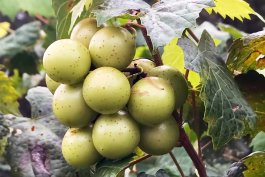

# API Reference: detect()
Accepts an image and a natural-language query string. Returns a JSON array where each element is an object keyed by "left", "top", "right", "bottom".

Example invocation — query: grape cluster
[{"left": 43, "top": 18, "right": 188, "bottom": 168}]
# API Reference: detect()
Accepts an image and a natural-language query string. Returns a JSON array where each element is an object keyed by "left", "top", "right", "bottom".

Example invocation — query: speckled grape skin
[
  {"left": 82, "top": 67, "right": 131, "bottom": 114},
  {"left": 89, "top": 27, "right": 136, "bottom": 70},
  {"left": 92, "top": 111, "right": 140, "bottom": 159},
  {"left": 128, "top": 77, "right": 175, "bottom": 126},
  {"left": 45, "top": 74, "right": 60, "bottom": 94},
  {"left": 70, "top": 18, "right": 101, "bottom": 48},
  {"left": 129, "top": 59, "right": 156, "bottom": 74},
  {"left": 53, "top": 84, "right": 97, "bottom": 128},
  {"left": 43, "top": 39, "right": 91, "bottom": 84},
  {"left": 149, "top": 65, "right": 188, "bottom": 108},
  {"left": 139, "top": 118, "right": 179, "bottom": 155},
  {"left": 62, "top": 128, "right": 101, "bottom": 168}
]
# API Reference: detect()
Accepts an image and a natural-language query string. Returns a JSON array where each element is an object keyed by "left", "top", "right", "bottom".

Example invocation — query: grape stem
[
  {"left": 123, "top": 154, "right": 152, "bottom": 170},
  {"left": 180, "top": 128, "right": 207, "bottom": 177},
  {"left": 136, "top": 19, "right": 163, "bottom": 66},
  {"left": 169, "top": 151, "right": 186, "bottom": 177}
]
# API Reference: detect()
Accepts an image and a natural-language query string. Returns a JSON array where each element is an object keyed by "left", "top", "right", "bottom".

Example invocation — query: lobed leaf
[
  {"left": 52, "top": 0, "right": 74, "bottom": 39},
  {"left": 92, "top": 0, "right": 149, "bottom": 26},
  {"left": 141, "top": 0, "right": 215, "bottom": 47},
  {"left": 0, "top": 71, "right": 20, "bottom": 115},
  {"left": 136, "top": 148, "right": 193, "bottom": 176},
  {"left": 0, "top": 22, "right": 41, "bottom": 58},
  {"left": 227, "top": 30, "right": 265, "bottom": 73},
  {"left": 94, "top": 155, "right": 135, "bottom": 177},
  {"left": 69, "top": 0, "right": 93, "bottom": 33},
  {"left": 178, "top": 30, "right": 256, "bottom": 148},
  {"left": 206, "top": 0, "right": 264, "bottom": 22},
  {"left": 242, "top": 151, "right": 265, "bottom": 177},
  {"left": 0, "top": 87, "right": 90, "bottom": 177}
]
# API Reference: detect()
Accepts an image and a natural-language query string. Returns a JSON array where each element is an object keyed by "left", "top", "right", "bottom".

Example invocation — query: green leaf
[
  {"left": 92, "top": 0, "right": 149, "bottom": 26},
  {"left": 0, "top": 71, "right": 20, "bottom": 115},
  {"left": 162, "top": 38, "right": 200, "bottom": 88},
  {"left": 250, "top": 132, "right": 265, "bottom": 151},
  {"left": 0, "top": 22, "right": 41, "bottom": 58},
  {"left": 243, "top": 151, "right": 265, "bottom": 177},
  {"left": 0, "top": 87, "right": 91, "bottom": 177},
  {"left": 178, "top": 31, "right": 256, "bottom": 148},
  {"left": 94, "top": 155, "right": 134, "bottom": 177},
  {"left": 69, "top": 0, "right": 93, "bottom": 33},
  {"left": 138, "top": 169, "right": 173, "bottom": 177},
  {"left": 0, "top": 0, "right": 54, "bottom": 19},
  {"left": 52, "top": 0, "right": 75, "bottom": 39},
  {"left": 227, "top": 30, "right": 265, "bottom": 73},
  {"left": 218, "top": 23, "right": 245, "bottom": 40},
  {"left": 206, "top": 0, "right": 264, "bottom": 22},
  {"left": 234, "top": 70, "right": 265, "bottom": 133},
  {"left": 141, "top": 0, "right": 215, "bottom": 47},
  {"left": 136, "top": 148, "right": 193, "bottom": 176}
]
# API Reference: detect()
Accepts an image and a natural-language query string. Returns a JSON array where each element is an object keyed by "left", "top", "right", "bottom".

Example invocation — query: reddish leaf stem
[
  {"left": 123, "top": 154, "right": 152, "bottom": 170},
  {"left": 136, "top": 19, "right": 163, "bottom": 66},
  {"left": 191, "top": 90, "right": 202, "bottom": 158},
  {"left": 169, "top": 151, "right": 186, "bottom": 177},
  {"left": 187, "top": 28, "right": 199, "bottom": 43},
  {"left": 180, "top": 128, "right": 207, "bottom": 177}
]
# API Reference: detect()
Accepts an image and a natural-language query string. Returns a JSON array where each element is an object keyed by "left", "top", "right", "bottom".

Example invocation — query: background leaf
[
  {"left": 94, "top": 155, "right": 135, "bottom": 177},
  {"left": 52, "top": 0, "right": 75, "bottom": 39},
  {"left": 162, "top": 38, "right": 200, "bottom": 88},
  {"left": 0, "top": 22, "right": 10, "bottom": 38},
  {"left": 178, "top": 31, "right": 256, "bottom": 148},
  {"left": 69, "top": 0, "right": 93, "bottom": 33},
  {"left": 235, "top": 70, "right": 265, "bottom": 133},
  {"left": 206, "top": 0, "right": 263, "bottom": 22},
  {"left": 242, "top": 151, "right": 265, "bottom": 177},
  {"left": 0, "top": 87, "right": 91, "bottom": 177},
  {"left": 0, "top": 71, "right": 20, "bottom": 115},
  {"left": 92, "top": 0, "right": 150, "bottom": 26},
  {"left": 0, "top": 0, "right": 54, "bottom": 19},
  {"left": 136, "top": 148, "right": 193, "bottom": 176},
  {"left": 0, "top": 21, "right": 41, "bottom": 58},
  {"left": 141, "top": 0, "right": 214, "bottom": 47},
  {"left": 250, "top": 132, "right": 265, "bottom": 151},
  {"left": 227, "top": 30, "right": 265, "bottom": 73}
]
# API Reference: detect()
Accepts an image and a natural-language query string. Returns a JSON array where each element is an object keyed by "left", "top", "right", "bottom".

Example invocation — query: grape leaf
[
  {"left": 242, "top": 151, "right": 265, "bottom": 177},
  {"left": 218, "top": 23, "right": 245, "bottom": 40},
  {"left": 92, "top": 0, "right": 150, "bottom": 26},
  {"left": 138, "top": 169, "right": 173, "bottom": 177},
  {"left": 94, "top": 155, "right": 135, "bottom": 177},
  {"left": 141, "top": 0, "right": 215, "bottom": 47},
  {"left": 227, "top": 30, "right": 265, "bottom": 73},
  {"left": 136, "top": 148, "right": 193, "bottom": 176},
  {"left": 69, "top": 0, "right": 93, "bottom": 33},
  {"left": 0, "top": 22, "right": 10, "bottom": 38},
  {"left": 0, "top": 71, "right": 20, "bottom": 115},
  {"left": 0, "top": 21, "right": 41, "bottom": 57},
  {"left": 52, "top": 0, "right": 75, "bottom": 39},
  {"left": 0, "top": 87, "right": 91, "bottom": 177},
  {"left": 250, "top": 132, "right": 265, "bottom": 152},
  {"left": 0, "top": 0, "right": 54, "bottom": 19},
  {"left": 206, "top": 0, "right": 264, "bottom": 22},
  {"left": 178, "top": 30, "right": 256, "bottom": 148},
  {"left": 162, "top": 37, "right": 200, "bottom": 88},
  {"left": 235, "top": 70, "right": 265, "bottom": 133}
]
